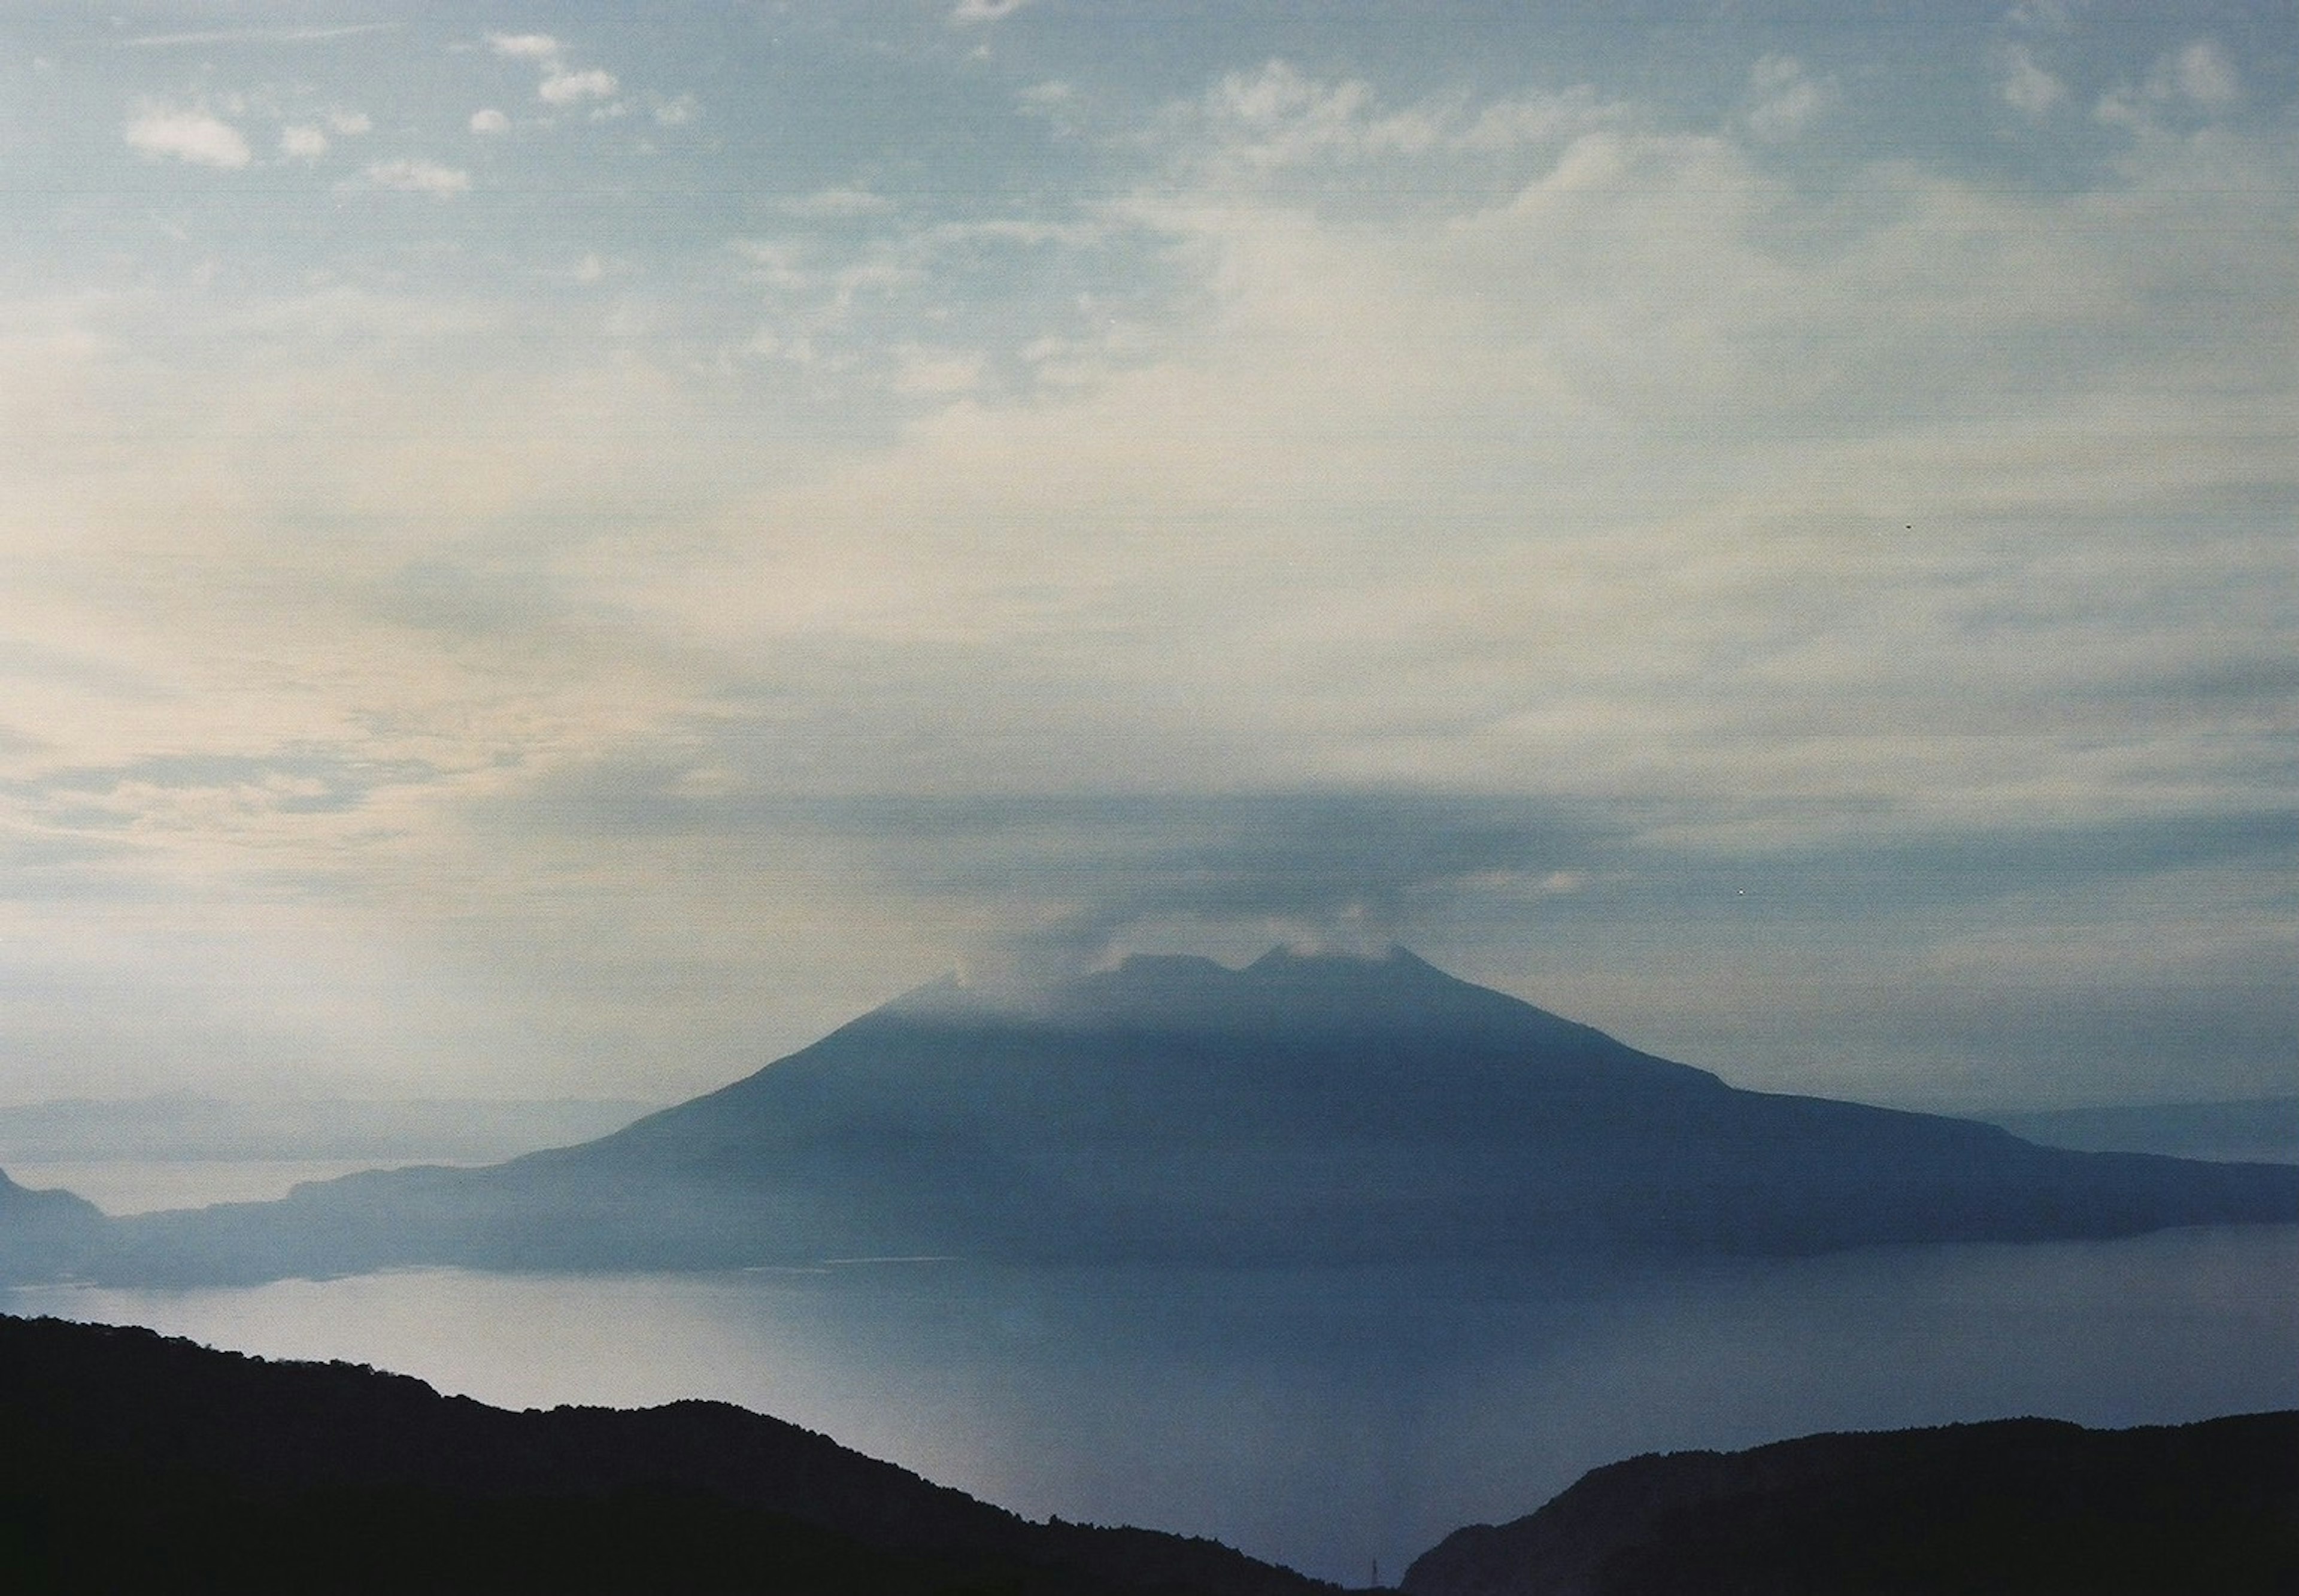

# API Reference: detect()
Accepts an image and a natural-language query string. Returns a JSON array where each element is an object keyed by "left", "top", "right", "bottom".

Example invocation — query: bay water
[{"left": 8, "top": 1222, "right": 2295, "bottom": 1584}]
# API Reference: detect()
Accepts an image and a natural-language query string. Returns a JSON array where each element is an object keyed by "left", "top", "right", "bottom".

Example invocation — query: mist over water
[{"left": 10, "top": 1224, "right": 2295, "bottom": 1585}]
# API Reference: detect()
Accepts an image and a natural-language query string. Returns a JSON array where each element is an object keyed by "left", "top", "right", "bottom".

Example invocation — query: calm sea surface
[{"left": 9, "top": 1222, "right": 2295, "bottom": 1584}]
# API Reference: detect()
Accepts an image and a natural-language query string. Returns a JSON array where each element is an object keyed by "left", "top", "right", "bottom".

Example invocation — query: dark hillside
[
  {"left": 1402, "top": 1412, "right": 2299, "bottom": 1596},
  {"left": 0, "top": 1313, "right": 1339, "bottom": 1596}
]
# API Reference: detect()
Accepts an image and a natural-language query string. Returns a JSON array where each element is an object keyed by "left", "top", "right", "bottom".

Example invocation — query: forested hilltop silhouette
[
  {"left": 0, "top": 1313, "right": 1346, "bottom": 1595},
  {"left": 5, "top": 949, "right": 2297, "bottom": 1285},
  {"left": 7, "top": 1313, "right": 2292, "bottom": 1595},
  {"left": 1402, "top": 1410, "right": 2299, "bottom": 1596}
]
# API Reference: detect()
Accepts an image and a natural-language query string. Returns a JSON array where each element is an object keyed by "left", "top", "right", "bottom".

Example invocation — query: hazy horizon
[{"left": 3, "top": 2, "right": 2292, "bottom": 1118}]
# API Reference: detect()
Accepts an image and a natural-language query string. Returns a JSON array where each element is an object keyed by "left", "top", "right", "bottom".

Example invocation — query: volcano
[{"left": 16, "top": 948, "right": 2299, "bottom": 1284}]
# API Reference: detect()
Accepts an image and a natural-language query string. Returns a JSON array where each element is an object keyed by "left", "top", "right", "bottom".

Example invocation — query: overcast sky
[{"left": 0, "top": 1, "right": 2291, "bottom": 1112}]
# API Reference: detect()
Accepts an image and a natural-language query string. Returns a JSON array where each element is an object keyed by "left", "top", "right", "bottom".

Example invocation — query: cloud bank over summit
[{"left": 0, "top": 3, "right": 2291, "bottom": 1110}]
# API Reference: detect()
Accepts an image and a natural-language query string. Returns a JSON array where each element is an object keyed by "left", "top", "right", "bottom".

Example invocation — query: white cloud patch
[
  {"left": 124, "top": 104, "right": 252, "bottom": 169},
  {"left": 327, "top": 109, "right": 374, "bottom": 136},
  {"left": 124, "top": 22, "right": 399, "bottom": 48},
  {"left": 280, "top": 124, "right": 329, "bottom": 160},
  {"left": 541, "top": 66, "right": 619, "bottom": 106},
  {"left": 951, "top": 0, "right": 1036, "bottom": 23},
  {"left": 1742, "top": 54, "right": 1837, "bottom": 141},
  {"left": 365, "top": 158, "right": 471, "bottom": 196},
  {"left": 2100, "top": 38, "right": 2247, "bottom": 127},
  {"left": 2170, "top": 39, "right": 2242, "bottom": 107},
  {"left": 654, "top": 95, "right": 699, "bottom": 127},
  {"left": 469, "top": 108, "right": 510, "bottom": 135},
  {"left": 484, "top": 29, "right": 619, "bottom": 108},
  {"left": 487, "top": 32, "right": 562, "bottom": 62},
  {"left": 1185, "top": 61, "right": 1616, "bottom": 178},
  {"left": 1995, "top": 44, "right": 2066, "bottom": 120},
  {"left": 785, "top": 186, "right": 892, "bottom": 219}
]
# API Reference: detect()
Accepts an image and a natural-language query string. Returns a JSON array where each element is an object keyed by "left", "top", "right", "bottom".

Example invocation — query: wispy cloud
[
  {"left": 123, "top": 23, "right": 399, "bottom": 49},
  {"left": 2168, "top": 39, "right": 2243, "bottom": 107},
  {"left": 784, "top": 187, "right": 893, "bottom": 219},
  {"left": 539, "top": 67, "right": 619, "bottom": 106},
  {"left": 1741, "top": 53, "right": 1837, "bottom": 141},
  {"left": 950, "top": 0, "right": 1038, "bottom": 24},
  {"left": 123, "top": 104, "right": 251, "bottom": 169},
  {"left": 486, "top": 33, "right": 563, "bottom": 62},
  {"left": 1996, "top": 44, "right": 2067, "bottom": 120},
  {"left": 363, "top": 159, "right": 471, "bottom": 196},
  {"left": 2099, "top": 37, "right": 2248, "bottom": 126}
]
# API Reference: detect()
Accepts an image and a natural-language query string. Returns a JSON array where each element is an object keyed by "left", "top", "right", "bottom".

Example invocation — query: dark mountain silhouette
[
  {"left": 7, "top": 948, "right": 2298, "bottom": 1284},
  {"left": 1400, "top": 1410, "right": 2299, "bottom": 1595},
  {"left": 0, "top": 1168, "right": 106, "bottom": 1278},
  {"left": 0, "top": 1311, "right": 1344, "bottom": 1595}
]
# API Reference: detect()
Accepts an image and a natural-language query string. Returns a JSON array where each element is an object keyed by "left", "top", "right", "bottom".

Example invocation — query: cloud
[
  {"left": 784, "top": 186, "right": 892, "bottom": 219},
  {"left": 1996, "top": 44, "right": 2066, "bottom": 120},
  {"left": 123, "top": 104, "right": 251, "bottom": 169},
  {"left": 890, "top": 348, "right": 984, "bottom": 396},
  {"left": 487, "top": 32, "right": 562, "bottom": 62},
  {"left": 2170, "top": 40, "right": 2242, "bottom": 107},
  {"left": 950, "top": 0, "right": 1037, "bottom": 23},
  {"left": 123, "top": 23, "right": 398, "bottom": 48},
  {"left": 1742, "top": 54, "right": 1837, "bottom": 141},
  {"left": 1177, "top": 62, "right": 1621, "bottom": 184},
  {"left": 2003, "top": 1, "right": 2081, "bottom": 32},
  {"left": 2099, "top": 37, "right": 2247, "bottom": 126},
  {"left": 654, "top": 95, "right": 699, "bottom": 128},
  {"left": 365, "top": 159, "right": 471, "bottom": 196},
  {"left": 327, "top": 109, "right": 374, "bottom": 136},
  {"left": 539, "top": 67, "right": 619, "bottom": 106},
  {"left": 484, "top": 30, "right": 620, "bottom": 108},
  {"left": 17, "top": 39, "right": 2297, "bottom": 1104},
  {"left": 496, "top": 769, "right": 1616, "bottom": 976},
  {"left": 470, "top": 108, "right": 509, "bottom": 134},
  {"left": 280, "top": 125, "right": 329, "bottom": 160}
]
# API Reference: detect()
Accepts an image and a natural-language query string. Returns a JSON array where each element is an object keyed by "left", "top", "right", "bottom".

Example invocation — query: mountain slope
[
  {"left": 0, "top": 1168, "right": 107, "bottom": 1278},
  {"left": 0, "top": 1312, "right": 1338, "bottom": 1595},
  {"left": 1994, "top": 1097, "right": 2299, "bottom": 1166},
  {"left": 1400, "top": 1411, "right": 2299, "bottom": 1596},
  {"left": 14, "top": 948, "right": 2299, "bottom": 1284}
]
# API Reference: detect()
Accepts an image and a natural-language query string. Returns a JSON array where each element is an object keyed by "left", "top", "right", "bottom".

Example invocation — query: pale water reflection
[{"left": 9, "top": 1224, "right": 2296, "bottom": 1585}]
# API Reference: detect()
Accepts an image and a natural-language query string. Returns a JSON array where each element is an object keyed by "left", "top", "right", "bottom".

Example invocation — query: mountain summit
[{"left": 14, "top": 948, "right": 2299, "bottom": 1284}]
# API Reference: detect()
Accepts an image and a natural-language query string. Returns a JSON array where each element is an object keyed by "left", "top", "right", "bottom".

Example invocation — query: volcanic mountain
[{"left": 14, "top": 947, "right": 2299, "bottom": 1284}]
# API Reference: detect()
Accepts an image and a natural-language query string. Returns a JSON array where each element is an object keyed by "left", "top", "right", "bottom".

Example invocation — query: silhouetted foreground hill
[
  {"left": 0, "top": 1313, "right": 1340, "bottom": 1595},
  {"left": 10, "top": 949, "right": 2299, "bottom": 1284},
  {"left": 1402, "top": 1412, "right": 2299, "bottom": 1596}
]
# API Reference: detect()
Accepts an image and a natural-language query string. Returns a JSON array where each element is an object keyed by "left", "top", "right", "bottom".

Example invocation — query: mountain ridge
[
  {"left": 0, "top": 1310, "right": 1344, "bottom": 1595},
  {"left": 1400, "top": 1410, "right": 2299, "bottom": 1596},
  {"left": 6, "top": 947, "right": 2297, "bottom": 1284}
]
